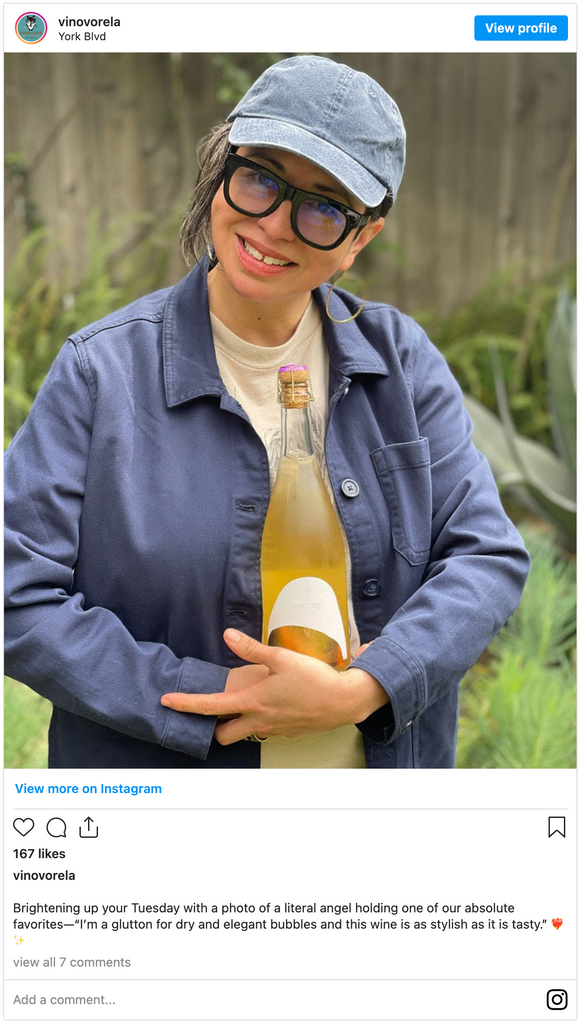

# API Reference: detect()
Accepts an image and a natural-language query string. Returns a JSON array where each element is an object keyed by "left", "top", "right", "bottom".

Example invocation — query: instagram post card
[{"left": 3, "top": 5, "right": 578, "bottom": 1021}]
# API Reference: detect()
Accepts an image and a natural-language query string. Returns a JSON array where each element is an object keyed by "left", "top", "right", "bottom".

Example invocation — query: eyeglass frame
[{"left": 222, "top": 151, "right": 371, "bottom": 251}]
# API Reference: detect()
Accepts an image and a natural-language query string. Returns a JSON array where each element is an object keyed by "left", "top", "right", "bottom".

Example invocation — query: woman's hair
[
  {"left": 180, "top": 122, "right": 232, "bottom": 268},
  {"left": 179, "top": 121, "right": 392, "bottom": 269}
]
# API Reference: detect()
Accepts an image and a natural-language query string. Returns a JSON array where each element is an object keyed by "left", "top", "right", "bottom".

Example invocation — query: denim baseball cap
[{"left": 227, "top": 56, "right": 406, "bottom": 208}]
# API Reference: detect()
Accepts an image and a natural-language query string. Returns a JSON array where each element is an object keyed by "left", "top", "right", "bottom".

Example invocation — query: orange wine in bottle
[{"left": 260, "top": 364, "right": 350, "bottom": 671}]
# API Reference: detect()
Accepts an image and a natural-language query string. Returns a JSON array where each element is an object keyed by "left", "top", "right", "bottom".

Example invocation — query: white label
[{"left": 267, "top": 577, "right": 347, "bottom": 659}]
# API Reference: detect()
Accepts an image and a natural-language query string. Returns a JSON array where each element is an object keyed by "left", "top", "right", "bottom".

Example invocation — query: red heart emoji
[{"left": 552, "top": 918, "right": 563, "bottom": 930}]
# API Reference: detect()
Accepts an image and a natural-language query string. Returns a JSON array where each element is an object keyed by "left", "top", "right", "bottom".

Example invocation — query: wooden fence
[{"left": 4, "top": 52, "right": 575, "bottom": 316}]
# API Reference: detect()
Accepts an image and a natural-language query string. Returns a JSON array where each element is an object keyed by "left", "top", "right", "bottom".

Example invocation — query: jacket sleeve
[
  {"left": 349, "top": 329, "right": 530, "bottom": 744},
  {"left": 4, "top": 341, "right": 227, "bottom": 761}
]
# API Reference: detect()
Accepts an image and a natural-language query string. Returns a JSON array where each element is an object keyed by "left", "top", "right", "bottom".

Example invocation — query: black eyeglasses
[{"left": 222, "top": 153, "right": 370, "bottom": 251}]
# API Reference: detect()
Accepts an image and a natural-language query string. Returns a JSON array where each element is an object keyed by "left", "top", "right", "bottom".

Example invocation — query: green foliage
[
  {"left": 4, "top": 678, "right": 51, "bottom": 769},
  {"left": 5, "top": 150, "right": 42, "bottom": 233},
  {"left": 212, "top": 54, "right": 299, "bottom": 105},
  {"left": 416, "top": 262, "right": 576, "bottom": 446},
  {"left": 5, "top": 210, "right": 180, "bottom": 447},
  {"left": 463, "top": 286, "right": 576, "bottom": 549},
  {"left": 547, "top": 284, "right": 576, "bottom": 476},
  {"left": 456, "top": 526, "right": 576, "bottom": 769}
]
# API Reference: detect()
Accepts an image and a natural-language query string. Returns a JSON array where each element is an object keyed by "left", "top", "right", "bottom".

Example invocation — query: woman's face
[{"left": 210, "top": 147, "right": 384, "bottom": 307}]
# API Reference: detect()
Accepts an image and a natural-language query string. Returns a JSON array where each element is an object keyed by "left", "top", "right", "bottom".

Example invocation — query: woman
[{"left": 4, "top": 56, "right": 529, "bottom": 769}]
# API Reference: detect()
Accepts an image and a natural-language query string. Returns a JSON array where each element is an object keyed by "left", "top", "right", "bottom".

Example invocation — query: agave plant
[{"left": 464, "top": 286, "right": 576, "bottom": 548}]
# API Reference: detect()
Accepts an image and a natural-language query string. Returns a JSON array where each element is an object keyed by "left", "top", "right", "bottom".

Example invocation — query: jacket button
[
  {"left": 341, "top": 478, "right": 360, "bottom": 498},
  {"left": 362, "top": 578, "right": 381, "bottom": 598}
]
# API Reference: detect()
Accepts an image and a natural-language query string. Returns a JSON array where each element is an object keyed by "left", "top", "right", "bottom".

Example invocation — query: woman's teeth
[{"left": 243, "top": 240, "right": 291, "bottom": 266}]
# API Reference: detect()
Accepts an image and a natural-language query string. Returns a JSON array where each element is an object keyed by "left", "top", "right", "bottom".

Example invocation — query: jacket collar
[
  {"left": 162, "top": 259, "right": 224, "bottom": 408},
  {"left": 162, "top": 259, "right": 388, "bottom": 408},
  {"left": 313, "top": 283, "right": 389, "bottom": 383}
]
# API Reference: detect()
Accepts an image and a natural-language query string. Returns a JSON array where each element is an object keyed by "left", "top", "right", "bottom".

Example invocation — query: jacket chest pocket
[{"left": 371, "top": 438, "right": 432, "bottom": 566}]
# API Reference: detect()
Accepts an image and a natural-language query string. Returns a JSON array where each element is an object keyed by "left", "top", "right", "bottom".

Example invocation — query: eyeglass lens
[{"left": 229, "top": 165, "right": 348, "bottom": 246}]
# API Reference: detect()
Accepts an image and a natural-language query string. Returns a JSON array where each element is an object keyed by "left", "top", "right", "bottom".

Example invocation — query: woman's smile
[{"left": 235, "top": 233, "right": 297, "bottom": 275}]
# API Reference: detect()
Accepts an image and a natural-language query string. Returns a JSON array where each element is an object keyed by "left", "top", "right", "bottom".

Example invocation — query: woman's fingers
[
  {"left": 161, "top": 634, "right": 375, "bottom": 740},
  {"left": 160, "top": 690, "right": 253, "bottom": 717},
  {"left": 224, "top": 662, "right": 269, "bottom": 692},
  {"left": 354, "top": 642, "right": 370, "bottom": 657},
  {"left": 214, "top": 718, "right": 267, "bottom": 746},
  {"left": 161, "top": 689, "right": 267, "bottom": 743},
  {"left": 160, "top": 655, "right": 271, "bottom": 726},
  {"left": 223, "top": 628, "right": 279, "bottom": 667}
]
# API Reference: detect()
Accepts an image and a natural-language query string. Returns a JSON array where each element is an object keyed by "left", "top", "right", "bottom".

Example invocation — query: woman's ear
[{"left": 340, "top": 217, "right": 385, "bottom": 273}]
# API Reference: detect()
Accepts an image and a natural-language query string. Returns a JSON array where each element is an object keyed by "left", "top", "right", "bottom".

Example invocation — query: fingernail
[
  {"left": 161, "top": 697, "right": 172, "bottom": 707},
  {"left": 224, "top": 628, "right": 242, "bottom": 643}
]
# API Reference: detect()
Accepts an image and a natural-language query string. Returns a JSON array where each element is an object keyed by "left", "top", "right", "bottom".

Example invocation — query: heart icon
[
  {"left": 13, "top": 818, "right": 34, "bottom": 836},
  {"left": 552, "top": 918, "right": 563, "bottom": 930}
]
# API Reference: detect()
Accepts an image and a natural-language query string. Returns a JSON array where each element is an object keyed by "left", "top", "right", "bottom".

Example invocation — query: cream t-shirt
[{"left": 211, "top": 300, "right": 365, "bottom": 768}]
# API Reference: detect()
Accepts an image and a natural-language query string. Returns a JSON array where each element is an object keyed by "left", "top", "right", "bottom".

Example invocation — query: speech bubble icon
[{"left": 46, "top": 817, "right": 67, "bottom": 838}]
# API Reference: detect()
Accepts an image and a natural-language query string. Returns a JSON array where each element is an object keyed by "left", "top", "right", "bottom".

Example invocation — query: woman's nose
[{"left": 256, "top": 200, "right": 295, "bottom": 241}]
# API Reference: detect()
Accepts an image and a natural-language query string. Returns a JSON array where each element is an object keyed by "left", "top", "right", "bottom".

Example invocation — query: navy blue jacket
[{"left": 4, "top": 260, "right": 530, "bottom": 768}]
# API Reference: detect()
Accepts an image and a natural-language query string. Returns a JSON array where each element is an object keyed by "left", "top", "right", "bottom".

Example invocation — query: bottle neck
[{"left": 281, "top": 404, "right": 314, "bottom": 460}]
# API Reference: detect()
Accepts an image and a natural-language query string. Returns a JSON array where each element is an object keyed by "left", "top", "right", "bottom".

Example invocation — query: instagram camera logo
[
  {"left": 15, "top": 11, "right": 48, "bottom": 44},
  {"left": 547, "top": 990, "right": 568, "bottom": 1011}
]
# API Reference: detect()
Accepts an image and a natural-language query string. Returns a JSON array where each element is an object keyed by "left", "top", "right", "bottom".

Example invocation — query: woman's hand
[{"left": 160, "top": 629, "right": 388, "bottom": 745}]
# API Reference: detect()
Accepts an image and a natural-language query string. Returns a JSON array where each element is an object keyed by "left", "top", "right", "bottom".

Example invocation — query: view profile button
[{"left": 474, "top": 16, "right": 568, "bottom": 41}]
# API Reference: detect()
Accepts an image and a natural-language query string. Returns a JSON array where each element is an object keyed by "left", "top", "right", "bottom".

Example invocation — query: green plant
[
  {"left": 416, "top": 261, "right": 575, "bottom": 446},
  {"left": 547, "top": 284, "right": 576, "bottom": 476},
  {"left": 457, "top": 525, "right": 576, "bottom": 769},
  {"left": 212, "top": 54, "right": 296, "bottom": 105},
  {"left": 5, "top": 209, "right": 181, "bottom": 447},
  {"left": 463, "top": 286, "right": 576, "bottom": 548},
  {"left": 4, "top": 677, "right": 51, "bottom": 768}
]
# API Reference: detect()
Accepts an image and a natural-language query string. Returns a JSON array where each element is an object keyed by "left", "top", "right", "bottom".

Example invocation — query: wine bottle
[{"left": 260, "top": 364, "right": 350, "bottom": 671}]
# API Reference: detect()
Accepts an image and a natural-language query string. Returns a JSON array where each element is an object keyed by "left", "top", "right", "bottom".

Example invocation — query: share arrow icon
[{"left": 79, "top": 816, "right": 99, "bottom": 838}]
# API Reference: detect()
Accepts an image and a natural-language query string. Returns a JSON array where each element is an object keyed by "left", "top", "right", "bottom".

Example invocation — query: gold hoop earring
[{"left": 325, "top": 281, "right": 365, "bottom": 324}]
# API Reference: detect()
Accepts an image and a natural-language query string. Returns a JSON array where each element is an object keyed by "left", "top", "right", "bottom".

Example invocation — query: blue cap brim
[{"left": 228, "top": 118, "right": 387, "bottom": 209}]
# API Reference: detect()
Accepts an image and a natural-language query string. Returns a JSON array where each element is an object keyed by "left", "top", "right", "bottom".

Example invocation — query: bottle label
[{"left": 267, "top": 577, "right": 347, "bottom": 659}]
